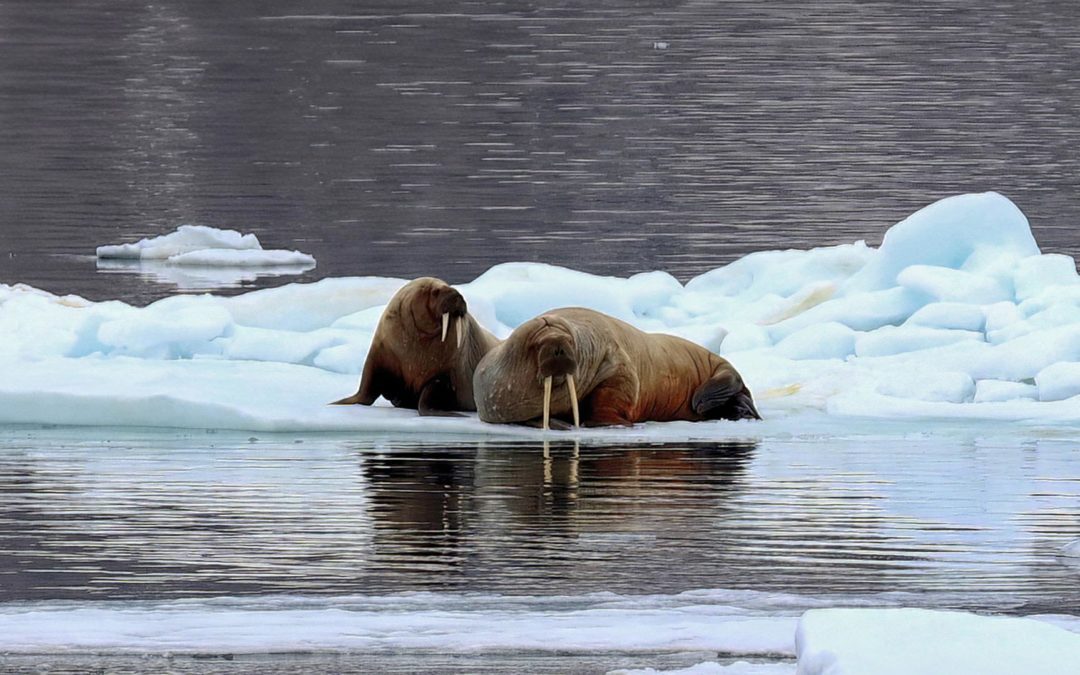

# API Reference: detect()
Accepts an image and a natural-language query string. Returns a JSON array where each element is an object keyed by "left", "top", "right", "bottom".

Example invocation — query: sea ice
[
  {"left": 2, "top": 192, "right": 1079, "bottom": 434},
  {"left": 795, "top": 608, "right": 1080, "bottom": 675}
]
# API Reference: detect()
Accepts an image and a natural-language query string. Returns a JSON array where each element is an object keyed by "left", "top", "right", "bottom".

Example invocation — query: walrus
[
  {"left": 473, "top": 307, "right": 760, "bottom": 428},
  {"left": 332, "top": 277, "right": 500, "bottom": 415}
]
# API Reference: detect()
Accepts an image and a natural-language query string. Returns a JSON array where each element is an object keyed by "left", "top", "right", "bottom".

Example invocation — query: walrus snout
[
  {"left": 435, "top": 287, "right": 467, "bottom": 318},
  {"left": 537, "top": 342, "right": 577, "bottom": 378}
]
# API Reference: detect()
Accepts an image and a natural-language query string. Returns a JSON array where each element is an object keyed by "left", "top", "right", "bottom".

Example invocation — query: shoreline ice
[{"left": 2, "top": 192, "right": 1078, "bottom": 435}]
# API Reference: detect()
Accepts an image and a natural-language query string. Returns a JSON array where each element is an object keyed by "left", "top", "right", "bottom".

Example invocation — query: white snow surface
[
  {"left": 4, "top": 192, "right": 1079, "bottom": 434},
  {"left": 795, "top": 608, "right": 1080, "bottom": 675},
  {"left": 95, "top": 225, "right": 316, "bottom": 267}
]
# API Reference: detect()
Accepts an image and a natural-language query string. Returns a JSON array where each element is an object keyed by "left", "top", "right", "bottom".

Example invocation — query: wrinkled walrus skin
[
  {"left": 333, "top": 277, "right": 500, "bottom": 416},
  {"left": 473, "top": 307, "right": 760, "bottom": 428}
]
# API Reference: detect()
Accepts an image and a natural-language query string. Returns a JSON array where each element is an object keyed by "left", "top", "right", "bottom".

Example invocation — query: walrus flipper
[
  {"left": 331, "top": 356, "right": 385, "bottom": 405},
  {"left": 692, "top": 369, "right": 761, "bottom": 421},
  {"left": 417, "top": 375, "right": 465, "bottom": 417}
]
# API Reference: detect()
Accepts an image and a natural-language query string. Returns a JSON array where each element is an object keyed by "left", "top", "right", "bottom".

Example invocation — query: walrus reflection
[
  {"left": 361, "top": 447, "right": 477, "bottom": 559},
  {"left": 362, "top": 442, "right": 753, "bottom": 527},
  {"left": 333, "top": 277, "right": 500, "bottom": 415},
  {"left": 473, "top": 307, "right": 760, "bottom": 428}
]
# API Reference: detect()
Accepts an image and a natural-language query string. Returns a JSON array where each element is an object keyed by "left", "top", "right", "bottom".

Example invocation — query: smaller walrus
[
  {"left": 473, "top": 307, "right": 759, "bottom": 428},
  {"left": 333, "top": 277, "right": 500, "bottom": 415}
]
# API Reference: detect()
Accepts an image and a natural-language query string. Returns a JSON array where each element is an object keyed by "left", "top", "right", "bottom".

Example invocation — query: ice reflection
[{"left": 95, "top": 258, "right": 316, "bottom": 291}]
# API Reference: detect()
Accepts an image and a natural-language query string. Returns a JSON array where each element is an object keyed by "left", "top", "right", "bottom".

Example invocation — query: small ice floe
[
  {"left": 96, "top": 225, "right": 316, "bottom": 289},
  {"left": 795, "top": 608, "right": 1080, "bottom": 675},
  {"left": 653, "top": 41, "right": 669, "bottom": 49}
]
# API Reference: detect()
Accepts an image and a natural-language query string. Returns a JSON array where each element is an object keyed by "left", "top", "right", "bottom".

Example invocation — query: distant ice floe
[
  {"left": 95, "top": 225, "right": 316, "bottom": 289},
  {"left": 2, "top": 192, "right": 1079, "bottom": 434}
]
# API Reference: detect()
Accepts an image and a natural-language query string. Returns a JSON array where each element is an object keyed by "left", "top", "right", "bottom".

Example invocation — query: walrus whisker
[
  {"left": 542, "top": 375, "right": 552, "bottom": 430},
  {"left": 567, "top": 374, "right": 580, "bottom": 428},
  {"left": 456, "top": 316, "right": 465, "bottom": 349},
  {"left": 441, "top": 312, "right": 449, "bottom": 342}
]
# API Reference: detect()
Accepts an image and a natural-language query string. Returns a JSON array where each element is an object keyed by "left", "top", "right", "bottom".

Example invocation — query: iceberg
[{"left": 1, "top": 192, "right": 1077, "bottom": 434}]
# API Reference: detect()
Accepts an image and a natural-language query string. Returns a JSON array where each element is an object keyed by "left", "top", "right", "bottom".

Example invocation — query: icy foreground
[
  {"left": 1, "top": 593, "right": 1077, "bottom": 675},
  {"left": 795, "top": 608, "right": 1080, "bottom": 675},
  {"left": 3, "top": 192, "right": 1079, "bottom": 434},
  {"left": 96, "top": 224, "right": 316, "bottom": 267}
]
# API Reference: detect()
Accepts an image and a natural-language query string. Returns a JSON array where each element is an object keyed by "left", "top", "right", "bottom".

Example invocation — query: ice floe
[
  {"left": 1, "top": 192, "right": 1078, "bottom": 434},
  {"left": 795, "top": 608, "right": 1080, "bottom": 675},
  {"left": 94, "top": 225, "right": 316, "bottom": 288},
  {"left": 0, "top": 590, "right": 1076, "bottom": 675}
]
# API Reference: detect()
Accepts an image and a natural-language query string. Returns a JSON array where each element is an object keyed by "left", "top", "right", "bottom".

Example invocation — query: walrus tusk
[
  {"left": 456, "top": 317, "right": 465, "bottom": 349},
  {"left": 441, "top": 312, "right": 449, "bottom": 342},
  {"left": 542, "top": 375, "right": 552, "bottom": 430},
  {"left": 567, "top": 374, "right": 580, "bottom": 428}
]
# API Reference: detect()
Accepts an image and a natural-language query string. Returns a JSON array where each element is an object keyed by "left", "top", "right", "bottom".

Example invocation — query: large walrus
[
  {"left": 473, "top": 307, "right": 760, "bottom": 428},
  {"left": 333, "top": 277, "right": 500, "bottom": 415}
]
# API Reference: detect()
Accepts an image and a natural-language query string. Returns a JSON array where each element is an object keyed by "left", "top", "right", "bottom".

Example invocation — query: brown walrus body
[
  {"left": 473, "top": 307, "right": 760, "bottom": 427},
  {"left": 333, "top": 277, "right": 500, "bottom": 415}
]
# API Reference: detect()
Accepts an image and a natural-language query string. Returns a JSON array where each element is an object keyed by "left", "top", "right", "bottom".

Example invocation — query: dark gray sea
[
  {"left": 1, "top": 3, "right": 1078, "bottom": 672},
  {"left": 1, "top": 0, "right": 1079, "bottom": 304}
]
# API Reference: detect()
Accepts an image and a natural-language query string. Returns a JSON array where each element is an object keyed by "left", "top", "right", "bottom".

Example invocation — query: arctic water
[
  {"left": 2, "top": 1, "right": 1079, "bottom": 672},
  {"left": 3, "top": 1, "right": 1080, "bottom": 303}
]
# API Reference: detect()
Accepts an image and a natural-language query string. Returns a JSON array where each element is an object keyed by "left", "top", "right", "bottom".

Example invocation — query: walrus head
[
  {"left": 526, "top": 317, "right": 582, "bottom": 429},
  {"left": 393, "top": 277, "right": 469, "bottom": 349}
]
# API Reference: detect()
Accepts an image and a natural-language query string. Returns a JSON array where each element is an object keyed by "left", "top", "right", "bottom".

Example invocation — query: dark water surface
[
  {"left": 1, "top": 430, "right": 1077, "bottom": 614},
  {"left": 2, "top": 1, "right": 1080, "bottom": 304}
]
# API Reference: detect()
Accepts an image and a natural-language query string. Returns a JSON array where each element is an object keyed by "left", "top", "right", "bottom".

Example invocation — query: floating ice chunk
[
  {"left": 1014, "top": 253, "right": 1080, "bottom": 301},
  {"left": 168, "top": 248, "right": 316, "bottom": 267},
  {"left": 843, "top": 192, "right": 1038, "bottom": 293},
  {"left": 855, "top": 326, "right": 983, "bottom": 358},
  {"left": 1064, "top": 539, "right": 1080, "bottom": 559},
  {"left": 795, "top": 608, "right": 1080, "bottom": 675},
  {"left": 973, "top": 380, "right": 1038, "bottom": 403},
  {"left": 988, "top": 303, "right": 1080, "bottom": 343},
  {"left": 774, "top": 322, "right": 856, "bottom": 360},
  {"left": 983, "top": 301, "right": 1023, "bottom": 341},
  {"left": 896, "top": 265, "right": 1011, "bottom": 304},
  {"left": 1036, "top": 362, "right": 1080, "bottom": 402},
  {"left": 904, "top": 302, "right": 985, "bottom": 332},
  {"left": 96, "top": 225, "right": 316, "bottom": 270},
  {"left": 876, "top": 371, "right": 975, "bottom": 403},
  {"left": 971, "top": 324, "right": 1080, "bottom": 381},
  {"left": 96, "top": 225, "right": 261, "bottom": 260}
]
